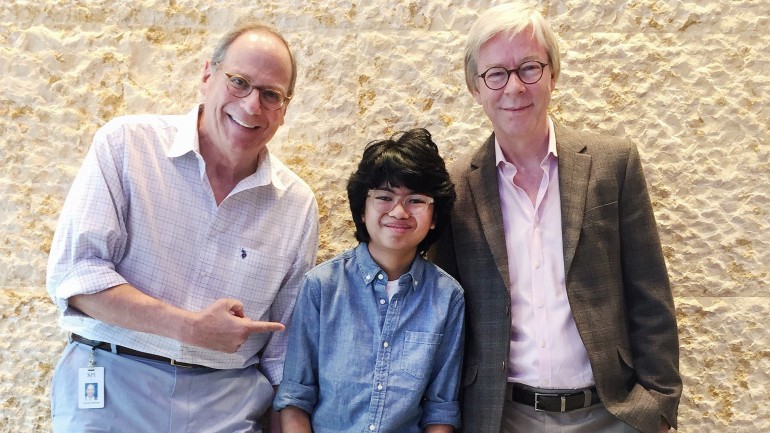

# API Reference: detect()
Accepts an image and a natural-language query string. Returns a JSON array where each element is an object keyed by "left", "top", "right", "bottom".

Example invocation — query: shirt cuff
[
  {"left": 421, "top": 400, "right": 461, "bottom": 429},
  {"left": 273, "top": 380, "right": 318, "bottom": 413}
]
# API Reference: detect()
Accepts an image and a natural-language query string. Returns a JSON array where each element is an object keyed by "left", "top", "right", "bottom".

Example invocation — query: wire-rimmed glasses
[
  {"left": 367, "top": 189, "right": 435, "bottom": 216},
  {"left": 215, "top": 64, "right": 290, "bottom": 110}
]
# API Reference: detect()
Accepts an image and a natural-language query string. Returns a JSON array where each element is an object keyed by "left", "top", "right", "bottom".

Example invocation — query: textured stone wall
[{"left": 1, "top": 0, "right": 768, "bottom": 431}]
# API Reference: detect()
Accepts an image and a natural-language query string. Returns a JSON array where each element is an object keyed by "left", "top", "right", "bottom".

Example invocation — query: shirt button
[
  {"left": 369, "top": 425, "right": 375, "bottom": 431},
  {"left": 377, "top": 274, "right": 383, "bottom": 280},
  {"left": 383, "top": 341, "right": 389, "bottom": 348},
  {"left": 533, "top": 261, "right": 541, "bottom": 268},
  {"left": 540, "top": 340, "right": 546, "bottom": 348},
  {"left": 379, "top": 299, "right": 386, "bottom": 305},
  {"left": 365, "top": 275, "right": 371, "bottom": 281},
  {"left": 377, "top": 384, "right": 383, "bottom": 391}
]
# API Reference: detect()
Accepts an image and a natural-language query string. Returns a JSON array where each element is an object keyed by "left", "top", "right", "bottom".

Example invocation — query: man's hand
[
  {"left": 279, "top": 406, "right": 311, "bottom": 433},
  {"left": 181, "top": 298, "right": 285, "bottom": 353},
  {"left": 69, "top": 284, "right": 284, "bottom": 354},
  {"left": 424, "top": 424, "right": 454, "bottom": 433},
  {"left": 660, "top": 418, "right": 671, "bottom": 432}
]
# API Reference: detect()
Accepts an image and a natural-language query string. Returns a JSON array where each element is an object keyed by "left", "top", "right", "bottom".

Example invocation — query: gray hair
[
  {"left": 464, "top": 3, "right": 560, "bottom": 93},
  {"left": 210, "top": 22, "right": 298, "bottom": 97}
]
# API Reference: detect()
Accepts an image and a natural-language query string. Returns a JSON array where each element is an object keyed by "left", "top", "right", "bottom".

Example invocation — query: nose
[
  {"left": 503, "top": 73, "right": 526, "bottom": 94},
  {"left": 388, "top": 200, "right": 410, "bottom": 219},
  {"left": 240, "top": 89, "right": 263, "bottom": 115}
]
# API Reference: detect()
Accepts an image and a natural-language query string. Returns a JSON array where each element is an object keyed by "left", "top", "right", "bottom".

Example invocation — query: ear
[
  {"left": 277, "top": 103, "right": 287, "bottom": 126},
  {"left": 472, "top": 88, "right": 483, "bottom": 105},
  {"left": 200, "top": 61, "right": 214, "bottom": 95},
  {"left": 549, "top": 69, "right": 557, "bottom": 91}
]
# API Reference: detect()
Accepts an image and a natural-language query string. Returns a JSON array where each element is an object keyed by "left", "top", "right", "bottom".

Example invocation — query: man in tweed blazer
[{"left": 430, "top": 4, "right": 681, "bottom": 433}]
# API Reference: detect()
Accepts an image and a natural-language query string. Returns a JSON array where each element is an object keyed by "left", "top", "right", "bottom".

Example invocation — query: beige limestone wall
[{"left": 1, "top": 0, "right": 768, "bottom": 431}]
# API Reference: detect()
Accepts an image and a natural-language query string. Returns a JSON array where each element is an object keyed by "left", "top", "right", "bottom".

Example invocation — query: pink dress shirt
[{"left": 497, "top": 117, "right": 595, "bottom": 389}]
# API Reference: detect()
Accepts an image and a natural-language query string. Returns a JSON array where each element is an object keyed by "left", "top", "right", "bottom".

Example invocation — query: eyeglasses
[
  {"left": 215, "top": 64, "right": 290, "bottom": 110},
  {"left": 477, "top": 61, "right": 550, "bottom": 90},
  {"left": 367, "top": 189, "right": 435, "bottom": 216}
]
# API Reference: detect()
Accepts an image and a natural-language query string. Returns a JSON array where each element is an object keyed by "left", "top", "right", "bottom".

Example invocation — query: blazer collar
[
  {"left": 467, "top": 134, "right": 511, "bottom": 290},
  {"left": 554, "top": 122, "right": 592, "bottom": 274},
  {"left": 467, "top": 123, "right": 593, "bottom": 280}
]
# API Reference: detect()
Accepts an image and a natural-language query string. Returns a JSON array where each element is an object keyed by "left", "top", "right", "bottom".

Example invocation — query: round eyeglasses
[
  {"left": 477, "top": 61, "right": 550, "bottom": 90},
  {"left": 215, "top": 64, "right": 290, "bottom": 111},
  {"left": 367, "top": 189, "right": 435, "bottom": 216}
]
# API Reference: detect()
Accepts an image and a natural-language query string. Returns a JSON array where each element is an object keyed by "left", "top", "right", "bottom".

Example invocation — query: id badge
[{"left": 78, "top": 367, "right": 105, "bottom": 409}]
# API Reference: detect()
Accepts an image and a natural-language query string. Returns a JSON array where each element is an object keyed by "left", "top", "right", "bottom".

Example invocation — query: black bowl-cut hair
[{"left": 347, "top": 128, "right": 456, "bottom": 255}]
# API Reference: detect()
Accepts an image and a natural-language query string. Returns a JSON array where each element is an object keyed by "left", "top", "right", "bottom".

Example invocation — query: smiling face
[
  {"left": 472, "top": 28, "right": 555, "bottom": 144},
  {"left": 362, "top": 184, "right": 435, "bottom": 265},
  {"left": 198, "top": 30, "right": 293, "bottom": 162}
]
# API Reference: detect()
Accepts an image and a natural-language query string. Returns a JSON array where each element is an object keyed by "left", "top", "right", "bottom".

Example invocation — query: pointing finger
[{"left": 245, "top": 320, "right": 285, "bottom": 334}]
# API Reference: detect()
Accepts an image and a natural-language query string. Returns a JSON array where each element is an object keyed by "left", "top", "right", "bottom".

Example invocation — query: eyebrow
[
  {"left": 481, "top": 54, "right": 546, "bottom": 69},
  {"left": 223, "top": 68, "right": 288, "bottom": 93},
  {"left": 241, "top": 74, "right": 285, "bottom": 91}
]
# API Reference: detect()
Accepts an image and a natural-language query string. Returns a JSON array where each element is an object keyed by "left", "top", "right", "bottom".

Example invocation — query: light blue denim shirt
[{"left": 275, "top": 242, "right": 465, "bottom": 432}]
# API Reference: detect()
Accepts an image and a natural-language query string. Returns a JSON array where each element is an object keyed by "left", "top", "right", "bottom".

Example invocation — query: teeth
[{"left": 230, "top": 115, "right": 257, "bottom": 129}]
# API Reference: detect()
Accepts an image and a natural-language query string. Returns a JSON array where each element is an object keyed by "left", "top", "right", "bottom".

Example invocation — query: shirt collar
[
  {"left": 354, "top": 242, "right": 426, "bottom": 291},
  {"left": 166, "top": 104, "right": 287, "bottom": 191},
  {"left": 166, "top": 105, "right": 202, "bottom": 159},
  {"left": 494, "top": 115, "right": 558, "bottom": 167}
]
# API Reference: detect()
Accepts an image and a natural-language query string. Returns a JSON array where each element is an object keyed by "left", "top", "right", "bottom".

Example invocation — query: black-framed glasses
[
  {"left": 367, "top": 189, "right": 435, "bottom": 216},
  {"left": 215, "top": 64, "right": 290, "bottom": 110},
  {"left": 477, "top": 61, "right": 550, "bottom": 90}
]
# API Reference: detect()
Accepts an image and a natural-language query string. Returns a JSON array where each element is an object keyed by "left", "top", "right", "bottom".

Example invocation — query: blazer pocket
[
  {"left": 617, "top": 346, "right": 635, "bottom": 369},
  {"left": 582, "top": 201, "right": 618, "bottom": 227},
  {"left": 616, "top": 346, "right": 637, "bottom": 393},
  {"left": 462, "top": 363, "right": 479, "bottom": 387}
]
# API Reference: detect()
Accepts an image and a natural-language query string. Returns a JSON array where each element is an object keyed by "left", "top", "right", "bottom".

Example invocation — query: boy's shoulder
[
  {"left": 305, "top": 247, "right": 358, "bottom": 278},
  {"left": 420, "top": 257, "right": 465, "bottom": 295}
]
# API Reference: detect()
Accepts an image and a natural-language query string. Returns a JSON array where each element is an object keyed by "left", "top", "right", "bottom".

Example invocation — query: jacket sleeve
[{"left": 618, "top": 143, "right": 682, "bottom": 429}]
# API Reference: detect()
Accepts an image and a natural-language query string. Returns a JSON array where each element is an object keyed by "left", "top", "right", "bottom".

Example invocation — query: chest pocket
[{"left": 401, "top": 331, "right": 442, "bottom": 379}]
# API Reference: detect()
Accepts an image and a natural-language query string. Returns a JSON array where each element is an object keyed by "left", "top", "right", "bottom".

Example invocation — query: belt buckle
[
  {"left": 170, "top": 359, "right": 192, "bottom": 368},
  {"left": 534, "top": 392, "right": 566, "bottom": 412}
]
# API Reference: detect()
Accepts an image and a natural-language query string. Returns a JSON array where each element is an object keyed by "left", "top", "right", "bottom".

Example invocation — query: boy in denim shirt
[{"left": 275, "top": 128, "right": 464, "bottom": 432}]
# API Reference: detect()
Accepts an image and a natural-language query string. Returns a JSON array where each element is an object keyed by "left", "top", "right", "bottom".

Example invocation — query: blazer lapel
[
  {"left": 556, "top": 124, "right": 592, "bottom": 275},
  {"left": 467, "top": 134, "right": 511, "bottom": 290}
]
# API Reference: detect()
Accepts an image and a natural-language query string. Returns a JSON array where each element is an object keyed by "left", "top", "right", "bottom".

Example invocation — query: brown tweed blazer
[{"left": 430, "top": 123, "right": 681, "bottom": 433}]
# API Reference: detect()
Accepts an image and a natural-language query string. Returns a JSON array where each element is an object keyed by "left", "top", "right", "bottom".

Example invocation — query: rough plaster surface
[{"left": 1, "top": 0, "right": 768, "bottom": 431}]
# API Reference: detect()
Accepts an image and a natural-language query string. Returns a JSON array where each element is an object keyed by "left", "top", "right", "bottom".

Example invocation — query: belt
[
  {"left": 70, "top": 333, "right": 209, "bottom": 369},
  {"left": 506, "top": 383, "right": 601, "bottom": 413}
]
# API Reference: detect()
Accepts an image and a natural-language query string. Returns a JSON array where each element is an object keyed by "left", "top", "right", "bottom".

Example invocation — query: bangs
[{"left": 366, "top": 151, "right": 429, "bottom": 193}]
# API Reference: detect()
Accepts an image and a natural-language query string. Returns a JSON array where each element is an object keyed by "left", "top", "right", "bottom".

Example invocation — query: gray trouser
[
  {"left": 501, "top": 399, "right": 641, "bottom": 433},
  {"left": 51, "top": 341, "right": 273, "bottom": 433}
]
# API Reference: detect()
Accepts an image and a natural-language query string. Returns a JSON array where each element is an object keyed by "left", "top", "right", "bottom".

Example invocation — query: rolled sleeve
[
  {"left": 421, "top": 288, "right": 465, "bottom": 428},
  {"left": 421, "top": 400, "right": 461, "bottom": 428},
  {"left": 51, "top": 259, "right": 128, "bottom": 313},
  {"left": 273, "top": 380, "right": 318, "bottom": 414},
  {"left": 273, "top": 273, "right": 321, "bottom": 412},
  {"left": 46, "top": 128, "right": 129, "bottom": 313}
]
